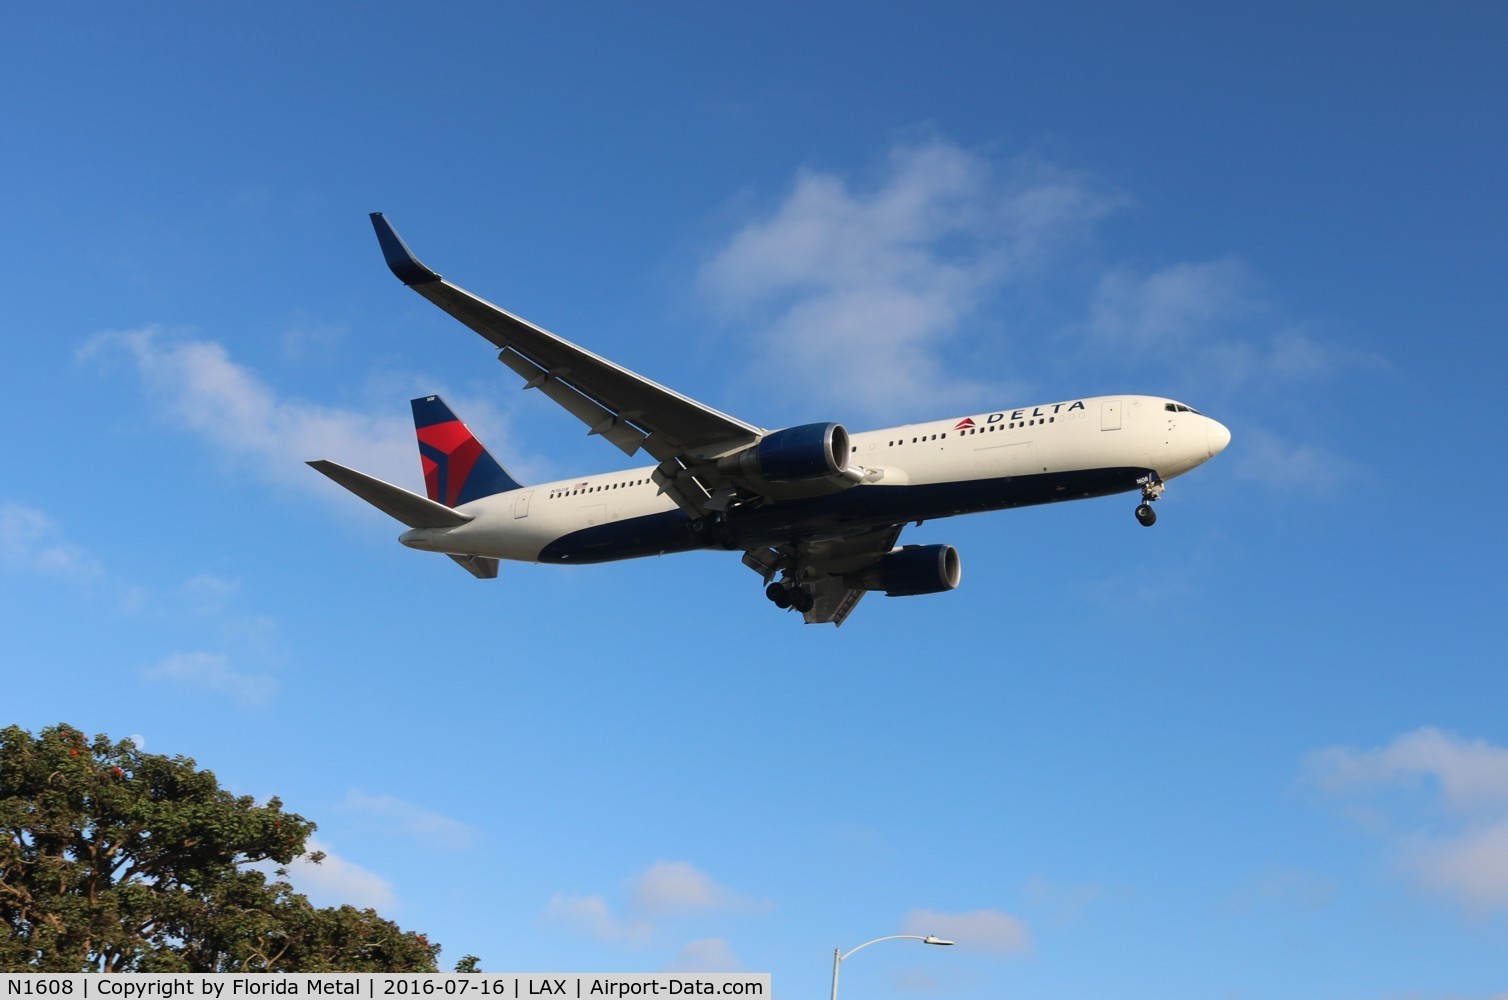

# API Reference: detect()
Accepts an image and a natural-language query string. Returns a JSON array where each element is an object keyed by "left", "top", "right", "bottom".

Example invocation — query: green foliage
[
  {"left": 0, "top": 724, "right": 438, "bottom": 972},
  {"left": 453, "top": 955, "right": 482, "bottom": 973}
]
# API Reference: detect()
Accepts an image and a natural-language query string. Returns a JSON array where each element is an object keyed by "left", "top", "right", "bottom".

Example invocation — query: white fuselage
[{"left": 399, "top": 395, "right": 1230, "bottom": 564}]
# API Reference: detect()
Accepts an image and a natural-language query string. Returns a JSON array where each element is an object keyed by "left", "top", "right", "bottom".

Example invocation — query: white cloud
[
  {"left": 286, "top": 835, "right": 397, "bottom": 911},
  {"left": 1267, "top": 327, "right": 1348, "bottom": 379},
  {"left": 1308, "top": 727, "right": 1508, "bottom": 912},
  {"left": 78, "top": 326, "right": 417, "bottom": 491},
  {"left": 630, "top": 860, "right": 766, "bottom": 917},
  {"left": 79, "top": 325, "right": 540, "bottom": 503},
  {"left": 141, "top": 651, "right": 276, "bottom": 708},
  {"left": 279, "top": 314, "right": 350, "bottom": 363},
  {"left": 542, "top": 893, "right": 652, "bottom": 945},
  {"left": 661, "top": 938, "right": 742, "bottom": 973},
  {"left": 341, "top": 791, "right": 477, "bottom": 850},
  {"left": 1412, "top": 820, "right": 1508, "bottom": 909},
  {"left": 1023, "top": 875, "right": 1103, "bottom": 924},
  {"left": 901, "top": 907, "right": 1032, "bottom": 955},
  {"left": 699, "top": 140, "right": 1119, "bottom": 417},
  {"left": 1310, "top": 727, "right": 1508, "bottom": 810},
  {"left": 1229, "top": 427, "right": 1365, "bottom": 497},
  {"left": 0, "top": 504, "right": 105, "bottom": 583},
  {"left": 891, "top": 968, "right": 944, "bottom": 994},
  {"left": 1222, "top": 868, "right": 1338, "bottom": 915},
  {"left": 1089, "top": 259, "right": 1259, "bottom": 354},
  {"left": 1085, "top": 262, "right": 1380, "bottom": 393},
  {"left": 180, "top": 573, "right": 241, "bottom": 610},
  {"left": 543, "top": 860, "right": 766, "bottom": 947},
  {"left": 2, "top": 504, "right": 284, "bottom": 706}
]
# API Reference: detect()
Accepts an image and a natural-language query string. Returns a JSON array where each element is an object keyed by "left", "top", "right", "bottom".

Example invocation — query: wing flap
[
  {"left": 308, "top": 460, "right": 473, "bottom": 529},
  {"left": 497, "top": 347, "right": 647, "bottom": 456},
  {"left": 803, "top": 582, "right": 868, "bottom": 627}
]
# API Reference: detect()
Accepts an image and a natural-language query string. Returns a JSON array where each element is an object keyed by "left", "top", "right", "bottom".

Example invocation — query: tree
[{"left": 0, "top": 723, "right": 439, "bottom": 972}]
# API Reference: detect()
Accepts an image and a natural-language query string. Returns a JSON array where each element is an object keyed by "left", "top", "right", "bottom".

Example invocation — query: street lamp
[{"left": 830, "top": 934, "right": 954, "bottom": 1000}]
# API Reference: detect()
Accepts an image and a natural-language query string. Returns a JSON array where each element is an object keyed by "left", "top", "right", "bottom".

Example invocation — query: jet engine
[
  {"left": 846, "top": 544, "right": 962, "bottom": 596},
  {"left": 717, "top": 422, "right": 851, "bottom": 482}
]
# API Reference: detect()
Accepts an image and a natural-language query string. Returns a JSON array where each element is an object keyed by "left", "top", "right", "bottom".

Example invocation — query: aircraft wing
[
  {"left": 772, "top": 523, "right": 907, "bottom": 626},
  {"left": 369, "top": 214, "right": 762, "bottom": 519}
]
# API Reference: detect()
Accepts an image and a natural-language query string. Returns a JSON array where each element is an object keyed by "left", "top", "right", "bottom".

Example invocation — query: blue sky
[{"left": 3, "top": 3, "right": 1506, "bottom": 995}]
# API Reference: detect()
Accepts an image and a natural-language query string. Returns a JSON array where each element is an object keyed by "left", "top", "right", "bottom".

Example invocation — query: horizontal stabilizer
[
  {"left": 308, "top": 460, "right": 472, "bottom": 529},
  {"left": 447, "top": 553, "right": 499, "bottom": 579}
]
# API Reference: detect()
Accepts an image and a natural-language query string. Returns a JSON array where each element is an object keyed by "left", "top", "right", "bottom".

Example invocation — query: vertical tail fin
[{"left": 411, "top": 396, "right": 523, "bottom": 507}]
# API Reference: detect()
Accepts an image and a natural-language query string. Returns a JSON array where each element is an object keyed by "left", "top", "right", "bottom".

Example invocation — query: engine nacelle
[
  {"left": 718, "top": 422, "right": 850, "bottom": 482},
  {"left": 846, "top": 544, "right": 962, "bottom": 597}
]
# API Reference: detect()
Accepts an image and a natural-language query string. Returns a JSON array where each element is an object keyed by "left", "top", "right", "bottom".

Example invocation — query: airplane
[{"left": 309, "top": 213, "right": 1232, "bottom": 626}]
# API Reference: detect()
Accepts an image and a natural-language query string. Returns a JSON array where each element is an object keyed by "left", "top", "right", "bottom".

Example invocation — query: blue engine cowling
[
  {"left": 722, "top": 422, "right": 850, "bottom": 482},
  {"left": 846, "top": 544, "right": 962, "bottom": 596}
]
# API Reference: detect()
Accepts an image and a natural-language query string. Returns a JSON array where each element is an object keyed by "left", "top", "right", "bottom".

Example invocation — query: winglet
[{"left": 370, "top": 212, "right": 442, "bottom": 285}]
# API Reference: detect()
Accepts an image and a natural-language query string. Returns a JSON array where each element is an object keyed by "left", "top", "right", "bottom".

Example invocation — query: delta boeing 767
[{"left": 309, "top": 214, "right": 1231, "bottom": 625}]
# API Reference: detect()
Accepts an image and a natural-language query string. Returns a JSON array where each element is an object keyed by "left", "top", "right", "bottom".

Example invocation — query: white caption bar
[{"left": 0, "top": 976, "right": 769, "bottom": 999}]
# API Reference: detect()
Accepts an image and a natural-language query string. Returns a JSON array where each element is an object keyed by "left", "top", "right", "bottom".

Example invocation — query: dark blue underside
[{"left": 538, "top": 466, "right": 1151, "bottom": 564}]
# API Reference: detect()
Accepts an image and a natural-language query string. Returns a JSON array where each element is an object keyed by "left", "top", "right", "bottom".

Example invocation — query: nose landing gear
[{"left": 1135, "top": 473, "right": 1165, "bottom": 527}]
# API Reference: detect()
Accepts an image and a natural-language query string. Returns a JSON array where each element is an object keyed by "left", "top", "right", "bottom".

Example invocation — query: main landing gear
[
  {"left": 765, "top": 580, "right": 814, "bottom": 613},
  {"left": 1135, "top": 473, "right": 1165, "bottom": 527},
  {"left": 745, "top": 546, "right": 815, "bottom": 615}
]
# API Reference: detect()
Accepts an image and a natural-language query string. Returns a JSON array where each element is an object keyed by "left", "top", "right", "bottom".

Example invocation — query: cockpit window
[{"left": 1165, "top": 402, "right": 1202, "bottom": 415}]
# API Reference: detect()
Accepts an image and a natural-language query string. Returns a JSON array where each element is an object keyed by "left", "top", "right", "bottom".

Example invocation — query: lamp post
[{"left": 830, "top": 934, "right": 954, "bottom": 1000}]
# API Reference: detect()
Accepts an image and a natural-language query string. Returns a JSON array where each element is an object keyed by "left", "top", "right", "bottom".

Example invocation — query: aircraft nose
[{"left": 1206, "top": 418, "right": 1232, "bottom": 458}]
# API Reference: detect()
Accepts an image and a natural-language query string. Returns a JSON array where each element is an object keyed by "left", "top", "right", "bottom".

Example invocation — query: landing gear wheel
[
  {"left": 765, "top": 582, "right": 792, "bottom": 609},
  {"left": 790, "top": 588, "right": 815, "bottom": 614},
  {"left": 1135, "top": 503, "right": 1157, "bottom": 527}
]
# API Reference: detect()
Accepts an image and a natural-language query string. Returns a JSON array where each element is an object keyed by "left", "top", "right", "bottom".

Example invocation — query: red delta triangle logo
[{"left": 953, "top": 417, "right": 976, "bottom": 431}]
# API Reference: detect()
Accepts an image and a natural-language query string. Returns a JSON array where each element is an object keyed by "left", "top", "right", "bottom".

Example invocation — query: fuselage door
[
  {"left": 1101, "top": 399, "right": 1122, "bottom": 431},
  {"left": 513, "top": 490, "right": 534, "bottom": 519}
]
